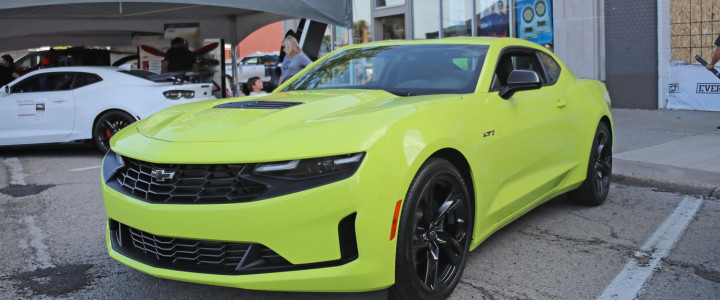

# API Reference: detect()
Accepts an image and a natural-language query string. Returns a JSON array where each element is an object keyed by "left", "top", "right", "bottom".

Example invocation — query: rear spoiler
[{"left": 149, "top": 71, "right": 214, "bottom": 85}]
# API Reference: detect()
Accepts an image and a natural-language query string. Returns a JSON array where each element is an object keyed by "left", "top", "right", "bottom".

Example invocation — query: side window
[
  {"left": 11, "top": 73, "right": 75, "bottom": 93},
  {"left": 537, "top": 52, "right": 561, "bottom": 85},
  {"left": 491, "top": 51, "right": 544, "bottom": 91},
  {"left": 74, "top": 73, "right": 103, "bottom": 89},
  {"left": 243, "top": 57, "right": 259, "bottom": 65}
]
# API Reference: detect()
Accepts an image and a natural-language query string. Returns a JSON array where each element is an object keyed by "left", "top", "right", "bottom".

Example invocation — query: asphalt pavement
[{"left": 611, "top": 108, "right": 720, "bottom": 199}]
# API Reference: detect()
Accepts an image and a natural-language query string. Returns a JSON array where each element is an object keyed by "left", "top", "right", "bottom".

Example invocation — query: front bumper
[{"left": 101, "top": 154, "right": 401, "bottom": 292}]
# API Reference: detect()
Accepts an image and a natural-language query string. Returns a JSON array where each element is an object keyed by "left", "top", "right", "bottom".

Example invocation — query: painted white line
[
  {"left": 4, "top": 157, "right": 27, "bottom": 186},
  {"left": 22, "top": 216, "right": 55, "bottom": 269},
  {"left": 597, "top": 196, "right": 703, "bottom": 300},
  {"left": 68, "top": 165, "right": 101, "bottom": 172}
]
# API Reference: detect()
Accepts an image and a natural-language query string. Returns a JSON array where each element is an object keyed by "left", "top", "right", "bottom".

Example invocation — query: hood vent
[{"left": 214, "top": 101, "right": 303, "bottom": 109}]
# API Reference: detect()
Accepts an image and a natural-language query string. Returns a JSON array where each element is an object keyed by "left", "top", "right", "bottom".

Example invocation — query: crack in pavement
[{"left": 661, "top": 258, "right": 720, "bottom": 284}]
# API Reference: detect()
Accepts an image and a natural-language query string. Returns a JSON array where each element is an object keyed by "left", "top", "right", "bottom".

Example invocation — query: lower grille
[
  {"left": 109, "top": 214, "right": 359, "bottom": 275},
  {"left": 110, "top": 220, "right": 291, "bottom": 275}
]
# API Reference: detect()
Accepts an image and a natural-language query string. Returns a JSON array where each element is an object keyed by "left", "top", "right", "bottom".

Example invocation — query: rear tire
[
  {"left": 390, "top": 158, "right": 473, "bottom": 300},
  {"left": 570, "top": 122, "right": 612, "bottom": 205},
  {"left": 92, "top": 111, "right": 135, "bottom": 153}
]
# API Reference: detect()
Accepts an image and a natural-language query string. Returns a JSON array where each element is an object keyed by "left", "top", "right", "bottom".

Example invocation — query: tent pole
[{"left": 230, "top": 16, "right": 239, "bottom": 97}]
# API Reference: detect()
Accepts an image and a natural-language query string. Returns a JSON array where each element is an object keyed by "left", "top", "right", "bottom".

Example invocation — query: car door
[
  {"left": 485, "top": 48, "right": 573, "bottom": 220},
  {"left": 0, "top": 72, "right": 76, "bottom": 146}
]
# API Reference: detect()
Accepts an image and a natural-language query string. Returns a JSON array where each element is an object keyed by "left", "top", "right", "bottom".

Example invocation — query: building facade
[{"left": 322, "top": 0, "right": 718, "bottom": 111}]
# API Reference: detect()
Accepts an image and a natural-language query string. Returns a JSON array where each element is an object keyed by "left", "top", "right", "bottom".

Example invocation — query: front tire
[
  {"left": 391, "top": 158, "right": 473, "bottom": 300},
  {"left": 570, "top": 122, "right": 612, "bottom": 205},
  {"left": 92, "top": 111, "right": 135, "bottom": 153}
]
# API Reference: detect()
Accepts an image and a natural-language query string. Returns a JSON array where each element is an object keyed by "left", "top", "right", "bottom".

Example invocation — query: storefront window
[
  {"left": 376, "top": 0, "right": 405, "bottom": 8},
  {"left": 513, "top": 0, "right": 553, "bottom": 45},
  {"left": 476, "top": 0, "right": 509, "bottom": 37},
  {"left": 442, "top": 0, "right": 473, "bottom": 37},
  {"left": 413, "top": 1, "right": 440, "bottom": 39},
  {"left": 379, "top": 14, "right": 405, "bottom": 39},
  {"left": 355, "top": 0, "right": 373, "bottom": 43}
]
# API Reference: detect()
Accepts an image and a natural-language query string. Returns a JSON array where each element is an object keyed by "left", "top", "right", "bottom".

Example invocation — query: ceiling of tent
[{"left": 0, "top": 0, "right": 351, "bottom": 51}]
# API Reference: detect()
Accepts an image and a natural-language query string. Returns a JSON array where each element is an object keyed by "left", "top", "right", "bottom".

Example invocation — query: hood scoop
[{"left": 214, "top": 101, "right": 303, "bottom": 109}]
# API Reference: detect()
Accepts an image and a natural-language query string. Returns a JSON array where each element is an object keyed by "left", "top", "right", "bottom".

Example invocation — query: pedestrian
[
  {"left": 0, "top": 54, "right": 19, "bottom": 87},
  {"left": 247, "top": 76, "right": 267, "bottom": 95},
  {"left": 279, "top": 35, "right": 312, "bottom": 84},
  {"left": 707, "top": 34, "right": 720, "bottom": 130},
  {"left": 162, "top": 37, "right": 198, "bottom": 73}
]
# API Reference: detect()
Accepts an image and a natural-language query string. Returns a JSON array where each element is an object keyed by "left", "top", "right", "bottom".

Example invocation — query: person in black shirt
[
  {"left": 162, "top": 37, "right": 198, "bottom": 73},
  {"left": 0, "top": 54, "right": 18, "bottom": 87}
]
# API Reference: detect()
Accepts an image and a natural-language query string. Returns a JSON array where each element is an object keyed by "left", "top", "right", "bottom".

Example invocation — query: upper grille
[
  {"left": 114, "top": 157, "right": 268, "bottom": 204},
  {"left": 110, "top": 221, "right": 292, "bottom": 275}
]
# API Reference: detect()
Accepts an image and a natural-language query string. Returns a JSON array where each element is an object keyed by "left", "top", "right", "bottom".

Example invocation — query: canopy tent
[
  {"left": 0, "top": 0, "right": 352, "bottom": 52},
  {"left": 0, "top": 0, "right": 352, "bottom": 96}
]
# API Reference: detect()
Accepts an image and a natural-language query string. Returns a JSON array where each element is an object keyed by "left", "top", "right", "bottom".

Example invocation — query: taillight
[{"left": 163, "top": 90, "right": 195, "bottom": 100}]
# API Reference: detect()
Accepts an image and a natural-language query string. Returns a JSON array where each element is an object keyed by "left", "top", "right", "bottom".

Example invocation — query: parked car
[
  {"left": 225, "top": 52, "right": 279, "bottom": 85},
  {"left": 101, "top": 38, "right": 613, "bottom": 299},
  {"left": 14, "top": 47, "right": 136, "bottom": 76},
  {"left": 0, "top": 66, "right": 215, "bottom": 152}
]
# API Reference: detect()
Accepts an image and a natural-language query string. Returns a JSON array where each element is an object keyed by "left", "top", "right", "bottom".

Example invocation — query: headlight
[
  {"left": 253, "top": 153, "right": 364, "bottom": 179},
  {"left": 163, "top": 90, "right": 195, "bottom": 100}
]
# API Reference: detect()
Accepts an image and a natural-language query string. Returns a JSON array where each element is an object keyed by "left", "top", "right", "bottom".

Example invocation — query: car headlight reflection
[{"left": 253, "top": 153, "right": 365, "bottom": 179}]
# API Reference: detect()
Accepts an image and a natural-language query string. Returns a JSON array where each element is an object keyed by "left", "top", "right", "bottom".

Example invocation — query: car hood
[{"left": 136, "top": 89, "right": 412, "bottom": 143}]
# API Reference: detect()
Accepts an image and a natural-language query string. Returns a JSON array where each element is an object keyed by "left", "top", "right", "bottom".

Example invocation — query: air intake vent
[{"left": 214, "top": 101, "right": 303, "bottom": 109}]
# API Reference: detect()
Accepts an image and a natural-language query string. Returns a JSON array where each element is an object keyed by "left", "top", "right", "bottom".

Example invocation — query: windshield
[{"left": 283, "top": 44, "right": 488, "bottom": 96}]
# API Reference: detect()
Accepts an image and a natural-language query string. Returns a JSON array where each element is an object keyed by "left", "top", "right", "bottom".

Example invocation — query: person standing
[
  {"left": 0, "top": 54, "right": 19, "bottom": 87},
  {"left": 162, "top": 37, "right": 198, "bottom": 73},
  {"left": 279, "top": 35, "right": 312, "bottom": 84},
  {"left": 707, "top": 34, "right": 720, "bottom": 130},
  {"left": 247, "top": 76, "right": 267, "bottom": 95}
]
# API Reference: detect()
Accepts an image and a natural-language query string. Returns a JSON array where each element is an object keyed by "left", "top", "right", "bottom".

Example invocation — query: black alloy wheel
[
  {"left": 570, "top": 122, "right": 612, "bottom": 205},
  {"left": 93, "top": 111, "right": 135, "bottom": 153},
  {"left": 391, "top": 158, "right": 473, "bottom": 300}
]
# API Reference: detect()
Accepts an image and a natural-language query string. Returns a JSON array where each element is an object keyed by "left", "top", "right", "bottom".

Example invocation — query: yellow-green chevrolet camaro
[{"left": 101, "top": 37, "right": 612, "bottom": 299}]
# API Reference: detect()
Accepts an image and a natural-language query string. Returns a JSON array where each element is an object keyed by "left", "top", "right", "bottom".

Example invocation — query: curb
[{"left": 613, "top": 172, "right": 719, "bottom": 199}]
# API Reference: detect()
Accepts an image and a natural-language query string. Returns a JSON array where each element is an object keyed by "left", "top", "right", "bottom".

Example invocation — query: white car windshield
[{"left": 283, "top": 44, "right": 488, "bottom": 96}]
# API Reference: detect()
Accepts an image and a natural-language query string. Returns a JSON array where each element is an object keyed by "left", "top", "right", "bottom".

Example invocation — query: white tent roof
[{"left": 0, "top": 0, "right": 352, "bottom": 51}]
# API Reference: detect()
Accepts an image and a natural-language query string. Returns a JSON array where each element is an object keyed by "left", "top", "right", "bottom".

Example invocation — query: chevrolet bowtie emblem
[{"left": 150, "top": 169, "right": 176, "bottom": 182}]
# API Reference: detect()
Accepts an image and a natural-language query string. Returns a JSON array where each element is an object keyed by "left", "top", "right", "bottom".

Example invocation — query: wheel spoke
[
  {"left": 434, "top": 192, "right": 460, "bottom": 224},
  {"left": 598, "top": 159, "right": 612, "bottom": 174},
  {"left": 436, "top": 231, "right": 463, "bottom": 265},
  {"left": 424, "top": 243, "right": 440, "bottom": 289}
]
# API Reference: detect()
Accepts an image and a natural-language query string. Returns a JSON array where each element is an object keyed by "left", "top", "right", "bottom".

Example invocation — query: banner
[
  {"left": 667, "top": 64, "right": 720, "bottom": 111},
  {"left": 516, "top": 0, "right": 552, "bottom": 44}
]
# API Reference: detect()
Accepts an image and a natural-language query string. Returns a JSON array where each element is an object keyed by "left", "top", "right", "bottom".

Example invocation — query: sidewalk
[{"left": 611, "top": 108, "right": 720, "bottom": 199}]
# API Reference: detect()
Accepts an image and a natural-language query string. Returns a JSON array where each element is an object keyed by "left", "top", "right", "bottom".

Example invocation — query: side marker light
[{"left": 390, "top": 199, "right": 403, "bottom": 241}]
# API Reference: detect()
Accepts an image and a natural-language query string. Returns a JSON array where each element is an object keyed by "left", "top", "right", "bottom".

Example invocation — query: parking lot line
[
  {"left": 68, "top": 165, "right": 101, "bottom": 172},
  {"left": 597, "top": 196, "right": 703, "bottom": 300},
  {"left": 4, "top": 157, "right": 27, "bottom": 186}
]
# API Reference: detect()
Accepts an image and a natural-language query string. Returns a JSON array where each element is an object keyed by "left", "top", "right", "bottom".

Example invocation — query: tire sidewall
[{"left": 392, "top": 158, "right": 473, "bottom": 300}]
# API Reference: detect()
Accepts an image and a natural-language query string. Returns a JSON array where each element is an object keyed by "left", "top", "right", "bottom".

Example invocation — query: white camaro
[{"left": 0, "top": 66, "right": 215, "bottom": 152}]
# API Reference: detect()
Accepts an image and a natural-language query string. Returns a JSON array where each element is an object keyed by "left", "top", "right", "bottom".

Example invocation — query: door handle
[
  {"left": 51, "top": 99, "right": 69, "bottom": 103},
  {"left": 555, "top": 98, "right": 567, "bottom": 108}
]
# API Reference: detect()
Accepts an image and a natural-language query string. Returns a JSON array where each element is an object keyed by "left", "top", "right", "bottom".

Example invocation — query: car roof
[{"left": 339, "top": 37, "right": 548, "bottom": 53}]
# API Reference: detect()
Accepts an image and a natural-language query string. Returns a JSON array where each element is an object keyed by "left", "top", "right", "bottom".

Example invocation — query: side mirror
[
  {"left": 499, "top": 70, "right": 542, "bottom": 100},
  {"left": 4, "top": 85, "right": 9, "bottom": 94}
]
